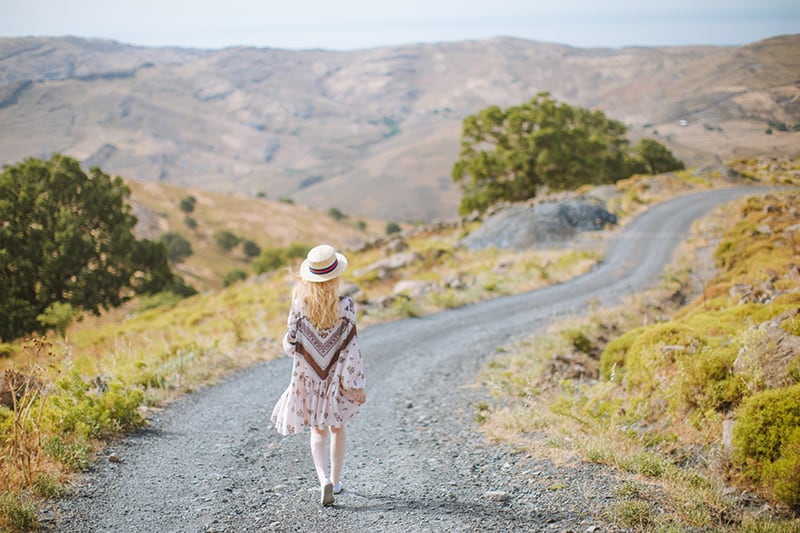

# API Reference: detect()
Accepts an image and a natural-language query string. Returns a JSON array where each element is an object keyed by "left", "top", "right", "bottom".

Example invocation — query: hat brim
[{"left": 300, "top": 252, "right": 348, "bottom": 282}]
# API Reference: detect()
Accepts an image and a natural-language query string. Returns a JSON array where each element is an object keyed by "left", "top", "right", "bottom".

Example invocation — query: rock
[
  {"left": 461, "top": 200, "right": 616, "bottom": 250},
  {"left": 355, "top": 252, "right": 422, "bottom": 277},
  {"left": 443, "top": 273, "right": 473, "bottom": 289},
  {"left": 383, "top": 238, "right": 409, "bottom": 255},
  {"left": 109, "top": 453, "right": 122, "bottom": 463},
  {"left": 722, "top": 418, "right": 735, "bottom": 450},
  {"left": 484, "top": 490, "right": 510, "bottom": 502},
  {"left": 340, "top": 282, "right": 361, "bottom": 297},
  {"left": 393, "top": 280, "right": 433, "bottom": 297}
]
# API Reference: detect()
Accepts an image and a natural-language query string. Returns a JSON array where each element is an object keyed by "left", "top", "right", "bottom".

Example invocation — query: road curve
[{"left": 49, "top": 186, "right": 772, "bottom": 532}]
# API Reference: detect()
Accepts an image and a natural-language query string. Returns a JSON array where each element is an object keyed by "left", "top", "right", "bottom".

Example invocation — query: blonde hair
[{"left": 294, "top": 276, "right": 341, "bottom": 329}]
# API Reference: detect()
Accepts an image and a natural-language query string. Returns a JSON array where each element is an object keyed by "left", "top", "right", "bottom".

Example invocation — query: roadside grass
[
  {"left": 477, "top": 188, "right": 800, "bottom": 530},
  {"left": 0, "top": 159, "right": 789, "bottom": 530}
]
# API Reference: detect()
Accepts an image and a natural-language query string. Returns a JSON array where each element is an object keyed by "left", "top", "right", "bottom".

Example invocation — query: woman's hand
[{"left": 344, "top": 388, "right": 367, "bottom": 404}]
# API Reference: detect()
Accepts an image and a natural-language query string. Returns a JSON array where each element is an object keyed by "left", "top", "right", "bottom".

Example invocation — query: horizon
[{"left": 2, "top": 0, "right": 799, "bottom": 52}]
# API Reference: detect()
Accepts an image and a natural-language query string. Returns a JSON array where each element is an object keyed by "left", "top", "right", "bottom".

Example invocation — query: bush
[
  {"left": 214, "top": 230, "right": 241, "bottom": 252},
  {"left": 252, "top": 248, "right": 286, "bottom": 274},
  {"left": 36, "top": 301, "right": 77, "bottom": 337},
  {"left": 733, "top": 383, "right": 800, "bottom": 509},
  {"left": 179, "top": 195, "right": 196, "bottom": 214},
  {"left": 386, "top": 222, "right": 402, "bottom": 235},
  {"left": 242, "top": 240, "right": 261, "bottom": 258},
  {"left": 184, "top": 216, "right": 197, "bottom": 229},
  {"left": 223, "top": 270, "right": 248, "bottom": 287},
  {"left": 47, "top": 373, "right": 145, "bottom": 439},
  {"left": 0, "top": 492, "right": 38, "bottom": 532},
  {"left": 328, "top": 207, "right": 346, "bottom": 220},
  {"left": 159, "top": 232, "right": 193, "bottom": 263}
]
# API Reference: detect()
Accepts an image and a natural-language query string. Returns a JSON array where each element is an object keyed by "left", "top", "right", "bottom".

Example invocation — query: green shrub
[
  {"left": 0, "top": 342, "right": 17, "bottom": 358},
  {"left": 0, "top": 492, "right": 38, "bottom": 532},
  {"left": 242, "top": 240, "right": 261, "bottom": 258},
  {"left": 159, "top": 231, "right": 193, "bottom": 263},
  {"left": 214, "top": 230, "right": 241, "bottom": 251},
  {"left": 179, "top": 195, "right": 196, "bottom": 214},
  {"left": 37, "top": 301, "right": 77, "bottom": 337},
  {"left": 223, "top": 269, "right": 248, "bottom": 287},
  {"left": 47, "top": 373, "right": 145, "bottom": 439},
  {"left": 733, "top": 383, "right": 800, "bottom": 509},
  {"left": 253, "top": 248, "right": 286, "bottom": 274},
  {"left": 599, "top": 328, "right": 641, "bottom": 379}
]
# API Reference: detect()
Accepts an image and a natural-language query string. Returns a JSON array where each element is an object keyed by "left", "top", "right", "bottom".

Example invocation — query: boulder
[{"left": 461, "top": 200, "right": 616, "bottom": 250}]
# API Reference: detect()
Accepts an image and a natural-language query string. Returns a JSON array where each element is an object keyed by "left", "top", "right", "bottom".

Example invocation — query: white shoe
[
  {"left": 333, "top": 482, "right": 343, "bottom": 494},
  {"left": 321, "top": 482, "right": 334, "bottom": 506}
]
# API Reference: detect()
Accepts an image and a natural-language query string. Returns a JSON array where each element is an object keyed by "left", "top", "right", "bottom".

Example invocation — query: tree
[
  {"left": 328, "top": 207, "right": 346, "bottom": 220},
  {"left": 242, "top": 240, "right": 261, "bottom": 258},
  {"left": 214, "top": 230, "right": 240, "bottom": 251},
  {"left": 631, "top": 138, "right": 685, "bottom": 175},
  {"left": 452, "top": 93, "right": 633, "bottom": 214},
  {"left": 0, "top": 155, "right": 174, "bottom": 340},
  {"left": 159, "top": 232, "right": 193, "bottom": 264},
  {"left": 179, "top": 195, "right": 196, "bottom": 214}
]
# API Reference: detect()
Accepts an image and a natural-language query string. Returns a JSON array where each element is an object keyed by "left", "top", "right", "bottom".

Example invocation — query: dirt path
[{"left": 47, "top": 187, "right": 769, "bottom": 532}]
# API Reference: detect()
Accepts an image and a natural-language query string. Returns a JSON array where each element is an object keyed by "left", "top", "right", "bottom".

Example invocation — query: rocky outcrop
[{"left": 461, "top": 200, "right": 617, "bottom": 250}]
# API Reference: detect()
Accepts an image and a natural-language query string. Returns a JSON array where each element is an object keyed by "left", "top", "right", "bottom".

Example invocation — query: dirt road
[{"left": 48, "top": 187, "right": 769, "bottom": 532}]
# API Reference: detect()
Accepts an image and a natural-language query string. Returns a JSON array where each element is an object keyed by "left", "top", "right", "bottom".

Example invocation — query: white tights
[{"left": 309, "top": 426, "right": 346, "bottom": 486}]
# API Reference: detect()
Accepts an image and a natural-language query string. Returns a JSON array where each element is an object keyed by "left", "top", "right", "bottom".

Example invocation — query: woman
[{"left": 271, "top": 244, "right": 367, "bottom": 506}]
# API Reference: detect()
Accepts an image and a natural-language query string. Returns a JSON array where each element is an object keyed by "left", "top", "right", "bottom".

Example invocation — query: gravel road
[{"left": 46, "top": 187, "right": 769, "bottom": 532}]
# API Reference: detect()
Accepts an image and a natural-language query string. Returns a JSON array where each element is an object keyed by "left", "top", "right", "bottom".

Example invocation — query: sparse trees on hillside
[
  {"left": 452, "top": 93, "right": 684, "bottom": 214},
  {"left": 0, "top": 155, "right": 175, "bottom": 340}
]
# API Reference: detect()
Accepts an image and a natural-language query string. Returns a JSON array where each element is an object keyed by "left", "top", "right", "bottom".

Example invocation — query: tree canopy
[
  {"left": 0, "top": 154, "right": 175, "bottom": 340},
  {"left": 452, "top": 93, "right": 684, "bottom": 214}
]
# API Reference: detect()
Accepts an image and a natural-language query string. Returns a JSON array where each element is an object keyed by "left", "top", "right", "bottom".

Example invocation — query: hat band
[{"left": 309, "top": 258, "right": 338, "bottom": 276}]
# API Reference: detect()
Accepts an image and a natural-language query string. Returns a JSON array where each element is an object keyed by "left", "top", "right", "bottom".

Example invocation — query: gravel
[{"left": 44, "top": 187, "right": 770, "bottom": 532}]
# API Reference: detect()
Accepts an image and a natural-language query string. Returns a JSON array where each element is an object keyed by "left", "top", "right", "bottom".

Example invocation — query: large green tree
[
  {"left": 0, "top": 154, "right": 175, "bottom": 340},
  {"left": 452, "top": 93, "right": 681, "bottom": 214}
]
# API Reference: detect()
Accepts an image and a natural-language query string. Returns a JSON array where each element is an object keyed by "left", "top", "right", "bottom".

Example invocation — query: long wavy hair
[{"left": 294, "top": 276, "right": 341, "bottom": 329}]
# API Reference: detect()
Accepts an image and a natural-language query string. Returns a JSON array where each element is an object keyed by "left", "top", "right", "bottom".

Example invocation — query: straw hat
[{"left": 300, "top": 244, "right": 348, "bottom": 282}]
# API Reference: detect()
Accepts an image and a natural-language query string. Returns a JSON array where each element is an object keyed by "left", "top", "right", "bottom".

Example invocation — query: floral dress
[{"left": 271, "top": 296, "right": 366, "bottom": 435}]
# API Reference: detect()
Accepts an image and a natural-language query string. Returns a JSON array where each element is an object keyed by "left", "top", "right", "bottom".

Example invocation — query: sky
[{"left": 2, "top": 0, "right": 798, "bottom": 51}]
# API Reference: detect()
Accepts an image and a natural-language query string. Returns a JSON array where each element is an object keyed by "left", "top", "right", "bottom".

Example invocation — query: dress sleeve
[
  {"left": 282, "top": 302, "right": 302, "bottom": 357},
  {"left": 339, "top": 297, "right": 366, "bottom": 391}
]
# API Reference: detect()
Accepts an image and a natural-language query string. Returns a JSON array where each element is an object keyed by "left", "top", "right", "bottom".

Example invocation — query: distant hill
[{"left": 1, "top": 34, "right": 798, "bottom": 221}]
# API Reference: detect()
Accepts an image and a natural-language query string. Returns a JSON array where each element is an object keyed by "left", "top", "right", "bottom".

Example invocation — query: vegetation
[
  {"left": 1, "top": 154, "right": 796, "bottom": 529},
  {"left": 0, "top": 155, "right": 175, "bottom": 341},
  {"left": 179, "top": 195, "right": 196, "bottom": 214},
  {"left": 213, "top": 230, "right": 241, "bottom": 251},
  {"left": 159, "top": 231, "right": 193, "bottom": 264},
  {"left": 478, "top": 182, "right": 800, "bottom": 529},
  {"left": 451, "top": 92, "right": 684, "bottom": 214}
]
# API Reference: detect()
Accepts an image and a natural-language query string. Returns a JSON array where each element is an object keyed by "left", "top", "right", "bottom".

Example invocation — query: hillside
[
  {"left": 1, "top": 34, "right": 798, "bottom": 221},
  {"left": 124, "top": 177, "right": 382, "bottom": 291}
]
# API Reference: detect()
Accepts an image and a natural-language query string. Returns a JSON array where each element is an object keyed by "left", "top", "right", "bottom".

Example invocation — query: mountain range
[{"left": 1, "top": 34, "right": 798, "bottom": 221}]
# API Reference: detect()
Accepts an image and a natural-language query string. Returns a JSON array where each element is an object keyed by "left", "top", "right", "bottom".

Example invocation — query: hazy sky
[{"left": 2, "top": 0, "right": 798, "bottom": 50}]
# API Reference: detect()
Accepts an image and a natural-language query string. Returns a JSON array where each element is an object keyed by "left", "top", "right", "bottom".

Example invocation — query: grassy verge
[{"left": 478, "top": 187, "right": 800, "bottom": 530}]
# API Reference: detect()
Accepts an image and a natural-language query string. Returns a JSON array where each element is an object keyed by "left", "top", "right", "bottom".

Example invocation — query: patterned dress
[{"left": 271, "top": 296, "right": 366, "bottom": 435}]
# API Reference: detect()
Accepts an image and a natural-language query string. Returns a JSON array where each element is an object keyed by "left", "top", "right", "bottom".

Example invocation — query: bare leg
[
  {"left": 309, "top": 427, "right": 329, "bottom": 485},
  {"left": 330, "top": 425, "right": 346, "bottom": 486}
]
